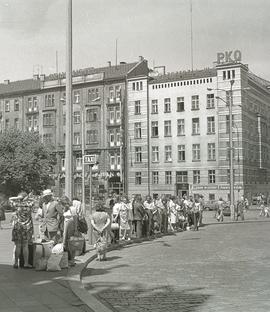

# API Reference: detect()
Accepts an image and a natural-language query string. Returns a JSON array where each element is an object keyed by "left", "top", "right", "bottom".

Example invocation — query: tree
[{"left": 0, "top": 129, "right": 56, "bottom": 196}]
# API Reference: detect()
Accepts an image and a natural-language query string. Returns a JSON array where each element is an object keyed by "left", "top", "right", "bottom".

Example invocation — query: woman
[
  {"left": 60, "top": 196, "right": 85, "bottom": 266},
  {"left": 91, "top": 202, "right": 110, "bottom": 261},
  {"left": 111, "top": 196, "right": 121, "bottom": 243},
  {"left": 0, "top": 193, "right": 6, "bottom": 229},
  {"left": 119, "top": 196, "right": 130, "bottom": 240},
  {"left": 10, "top": 191, "right": 34, "bottom": 269}
]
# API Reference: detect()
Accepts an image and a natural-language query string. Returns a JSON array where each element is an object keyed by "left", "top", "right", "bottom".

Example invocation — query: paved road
[
  {"left": 82, "top": 214, "right": 270, "bottom": 312},
  {"left": 0, "top": 213, "right": 94, "bottom": 312}
]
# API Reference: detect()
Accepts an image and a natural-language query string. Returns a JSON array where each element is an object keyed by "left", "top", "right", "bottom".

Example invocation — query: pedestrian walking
[
  {"left": 132, "top": 195, "right": 145, "bottom": 239},
  {"left": 9, "top": 191, "right": 34, "bottom": 269},
  {"left": 216, "top": 198, "right": 224, "bottom": 222},
  {"left": 119, "top": 196, "right": 130, "bottom": 240},
  {"left": 236, "top": 196, "right": 245, "bottom": 221}
]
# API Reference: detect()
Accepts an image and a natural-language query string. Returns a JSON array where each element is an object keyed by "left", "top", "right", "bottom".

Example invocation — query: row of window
[
  {"left": 134, "top": 117, "right": 216, "bottom": 138},
  {"left": 151, "top": 77, "right": 213, "bottom": 90},
  {"left": 4, "top": 99, "right": 20, "bottom": 112},
  {"left": 134, "top": 143, "right": 216, "bottom": 163},
  {"left": 134, "top": 170, "right": 216, "bottom": 185}
]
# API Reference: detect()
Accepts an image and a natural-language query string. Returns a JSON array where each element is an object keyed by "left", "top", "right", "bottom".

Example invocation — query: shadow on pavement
[
  {"left": 84, "top": 282, "right": 211, "bottom": 311},
  {"left": 83, "top": 263, "right": 129, "bottom": 277}
]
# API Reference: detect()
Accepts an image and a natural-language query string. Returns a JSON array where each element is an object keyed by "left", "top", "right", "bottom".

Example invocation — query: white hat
[{"left": 42, "top": 189, "right": 53, "bottom": 197}]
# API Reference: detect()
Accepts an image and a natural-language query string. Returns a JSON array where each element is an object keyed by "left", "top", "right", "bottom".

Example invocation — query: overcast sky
[{"left": 0, "top": 0, "right": 269, "bottom": 82}]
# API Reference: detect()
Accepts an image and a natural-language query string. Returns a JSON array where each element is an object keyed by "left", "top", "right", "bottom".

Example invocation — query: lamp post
[{"left": 207, "top": 79, "right": 235, "bottom": 220}]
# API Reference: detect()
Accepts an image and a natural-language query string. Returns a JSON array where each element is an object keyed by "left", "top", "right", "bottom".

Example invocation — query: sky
[{"left": 0, "top": 0, "right": 269, "bottom": 82}]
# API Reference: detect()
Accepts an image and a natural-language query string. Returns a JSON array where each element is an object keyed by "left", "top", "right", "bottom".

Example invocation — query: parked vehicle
[{"left": 204, "top": 200, "right": 217, "bottom": 211}]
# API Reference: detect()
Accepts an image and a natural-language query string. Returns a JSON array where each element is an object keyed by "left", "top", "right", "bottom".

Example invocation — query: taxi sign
[{"left": 83, "top": 154, "right": 96, "bottom": 165}]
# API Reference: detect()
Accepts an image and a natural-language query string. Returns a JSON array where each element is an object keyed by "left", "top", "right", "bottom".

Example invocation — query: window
[
  {"left": 5, "top": 100, "right": 10, "bottom": 112},
  {"left": 165, "top": 171, "right": 172, "bottom": 184},
  {"left": 193, "top": 170, "right": 200, "bottom": 184},
  {"left": 73, "top": 132, "right": 81, "bottom": 145},
  {"left": 192, "top": 144, "right": 200, "bottom": 161},
  {"left": 43, "top": 113, "right": 54, "bottom": 126},
  {"left": 177, "top": 97, "right": 184, "bottom": 112},
  {"left": 45, "top": 94, "right": 55, "bottom": 107},
  {"left": 151, "top": 121, "right": 159, "bottom": 137},
  {"left": 208, "top": 143, "right": 216, "bottom": 160},
  {"left": 165, "top": 145, "right": 172, "bottom": 162},
  {"left": 110, "top": 155, "right": 115, "bottom": 170},
  {"left": 132, "top": 81, "right": 143, "bottom": 91},
  {"left": 134, "top": 122, "right": 142, "bottom": 139},
  {"left": 152, "top": 146, "right": 159, "bottom": 162},
  {"left": 73, "top": 111, "right": 81, "bottom": 124},
  {"left": 109, "top": 110, "right": 115, "bottom": 124},
  {"left": 33, "top": 97, "right": 38, "bottom": 111},
  {"left": 14, "top": 118, "right": 19, "bottom": 129},
  {"left": 164, "top": 120, "right": 171, "bottom": 137},
  {"left": 86, "top": 130, "right": 98, "bottom": 144},
  {"left": 208, "top": 170, "right": 216, "bottom": 184},
  {"left": 109, "top": 131, "right": 115, "bottom": 147},
  {"left": 109, "top": 87, "right": 114, "bottom": 101},
  {"left": 28, "top": 98, "right": 32, "bottom": 111},
  {"left": 178, "top": 145, "right": 185, "bottom": 161},
  {"left": 192, "top": 118, "right": 200, "bottom": 135},
  {"left": 76, "top": 158, "right": 82, "bottom": 170},
  {"left": 116, "top": 109, "right": 121, "bottom": 123},
  {"left": 27, "top": 117, "right": 33, "bottom": 129},
  {"left": 223, "top": 71, "right": 226, "bottom": 80},
  {"left": 135, "top": 172, "right": 142, "bottom": 185},
  {"left": 134, "top": 100, "right": 141, "bottom": 115},
  {"left": 191, "top": 95, "right": 199, "bottom": 110},
  {"left": 164, "top": 98, "right": 171, "bottom": 113},
  {"left": 152, "top": 171, "right": 159, "bottom": 184},
  {"left": 33, "top": 116, "right": 38, "bottom": 130},
  {"left": 226, "top": 142, "right": 236, "bottom": 160},
  {"left": 226, "top": 115, "right": 235, "bottom": 133},
  {"left": 115, "top": 86, "right": 121, "bottom": 100},
  {"left": 86, "top": 108, "right": 98, "bottom": 122},
  {"left": 176, "top": 171, "right": 188, "bottom": 183},
  {"left": 14, "top": 99, "right": 19, "bottom": 111},
  {"left": 43, "top": 133, "right": 53, "bottom": 144},
  {"left": 135, "top": 147, "right": 142, "bottom": 162},
  {"left": 116, "top": 129, "right": 121, "bottom": 146},
  {"left": 151, "top": 100, "right": 158, "bottom": 114},
  {"left": 207, "top": 94, "right": 215, "bottom": 108},
  {"left": 177, "top": 119, "right": 185, "bottom": 136},
  {"left": 207, "top": 116, "right": 215, "bottom": 134},
  {"left": 74, "top": 91, "right": 80, "bottom": 104},
  {"left": 5, "top": 119, "right": 9, "bottom": 129}
]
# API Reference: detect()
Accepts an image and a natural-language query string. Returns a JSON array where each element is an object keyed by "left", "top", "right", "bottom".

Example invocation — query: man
[
  {"left": 38, "top": 189, "right": 63, "bottom": 240},
  {"left": 236, "top": 196, "right": 245, "bottom": 221},
  {"left": 143, "top": 195, "right": 155, "bottom": 237}
]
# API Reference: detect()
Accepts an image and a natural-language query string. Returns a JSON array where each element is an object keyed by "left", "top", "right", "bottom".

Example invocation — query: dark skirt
[{"left": 0, "top": 208, "right": 5, "bottom": 221}]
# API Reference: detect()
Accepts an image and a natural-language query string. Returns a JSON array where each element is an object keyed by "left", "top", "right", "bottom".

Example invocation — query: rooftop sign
[{"left": 217, "top": 50, "right": 242, "bottom": 65}]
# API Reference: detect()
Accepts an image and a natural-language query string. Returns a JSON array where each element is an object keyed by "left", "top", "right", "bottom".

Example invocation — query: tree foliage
[{"left": 0, "top": 129, "right": 56, "bottom": 196}]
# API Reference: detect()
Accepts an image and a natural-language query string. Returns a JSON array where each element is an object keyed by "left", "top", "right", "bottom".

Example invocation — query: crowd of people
[{"left": 8, "top": 189, "right": 86, "bottom": 269}]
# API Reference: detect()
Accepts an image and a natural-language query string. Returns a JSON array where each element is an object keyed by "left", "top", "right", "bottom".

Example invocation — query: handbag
[
  {"left": 47, "top": 253, "right": 62, "bottom": 271},
  {"left": 35, "top": 244, "right": 48, "bottom": 271},
  {"left": 77, "top": 216, "right": 88, "bottom": 234},
  {"left": 111, "top": 222, "right": 119, "bottom": 230}
]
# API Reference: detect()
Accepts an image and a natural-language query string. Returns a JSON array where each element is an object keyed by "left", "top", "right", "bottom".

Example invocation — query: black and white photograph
[{"left": 0, "top": 0, "right": 270, "bottom": 311}]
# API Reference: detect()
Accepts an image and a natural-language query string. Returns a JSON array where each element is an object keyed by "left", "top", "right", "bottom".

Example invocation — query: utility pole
[
  {"left": 65, "top": 0, "right": 73, "bottom": 199},
  {"left": 229, "top": 79, "right": 235, "bottom": 220}
]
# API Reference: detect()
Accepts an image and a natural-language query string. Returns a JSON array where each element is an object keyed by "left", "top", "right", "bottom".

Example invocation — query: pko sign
[
  {"left": 217, "top": 50, "right": 242, "bottom": 64},
  {"left": 83, "top": 154, "right": 96, "bottom": 165}
]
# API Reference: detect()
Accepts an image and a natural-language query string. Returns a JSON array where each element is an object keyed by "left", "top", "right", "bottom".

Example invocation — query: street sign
[{"left": 83, "top": 154, "right": 96, "bottom": 165}]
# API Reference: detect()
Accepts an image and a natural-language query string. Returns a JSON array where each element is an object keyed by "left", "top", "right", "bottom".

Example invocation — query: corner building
[{"left": 127, "top": 60, "right": 270, "bottom": 203}]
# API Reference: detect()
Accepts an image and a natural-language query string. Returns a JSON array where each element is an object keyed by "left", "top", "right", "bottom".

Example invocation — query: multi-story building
[
  {"left": 127, "top": 54, "right": 270, "bottom": 203},
  {"left": 0, "top": 59, "right": 149, "bottom": 200}
]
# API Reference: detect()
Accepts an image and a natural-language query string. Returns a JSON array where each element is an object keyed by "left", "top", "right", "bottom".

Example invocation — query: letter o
[{"left": 234, "top": 50, "right": 242, "bottom": 62}]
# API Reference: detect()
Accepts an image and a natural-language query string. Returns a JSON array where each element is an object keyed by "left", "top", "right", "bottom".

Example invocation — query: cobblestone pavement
[{"left": 82, "top": 212, "right": 270, "bottom": 312}]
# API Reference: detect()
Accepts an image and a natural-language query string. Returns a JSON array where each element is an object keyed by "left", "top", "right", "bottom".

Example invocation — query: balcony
[
  {"left": 26, "top": 107, "right": 39, "bottom": 114},
  {"left": 107, "top": 97, "right": 121, "bottom": 105},
  {"left": 107, "top": 118, "right": 121, "bottom": 127}
]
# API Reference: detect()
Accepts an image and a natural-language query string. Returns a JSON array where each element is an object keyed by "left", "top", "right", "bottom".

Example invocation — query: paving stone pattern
[{"left": 83, "top": 213, "right": 270, "bottom": 312}]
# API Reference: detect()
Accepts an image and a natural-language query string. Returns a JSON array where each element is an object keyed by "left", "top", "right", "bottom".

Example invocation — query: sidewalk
[{"left": 0, "top": 214, "right": 94, "bottom": 312}]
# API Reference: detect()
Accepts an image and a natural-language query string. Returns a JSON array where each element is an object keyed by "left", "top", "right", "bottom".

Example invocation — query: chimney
[
  {"left": 4, "top": 79, "right": 10, "bottom": 85},
  {"left": 120, "top": 61, "right": 126, "bottom": 65},
  {"left": 108, "top": 61, "right": 111, "bottom": 67},
  {"left": 33, "top": 74, "right": 39, "bottom": 80},
  {"left": 139, "top": 56, "right": 144, "bottom": 62}
]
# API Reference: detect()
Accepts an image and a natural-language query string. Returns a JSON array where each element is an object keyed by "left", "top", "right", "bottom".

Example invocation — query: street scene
[{"left": 0, "top": 0, "right": 270, "bottom": 311}]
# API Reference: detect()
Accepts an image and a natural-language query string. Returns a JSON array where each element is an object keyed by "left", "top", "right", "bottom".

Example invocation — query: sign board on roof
[{"left": 217, "top": 50, "right": 242, "bottom": 64}]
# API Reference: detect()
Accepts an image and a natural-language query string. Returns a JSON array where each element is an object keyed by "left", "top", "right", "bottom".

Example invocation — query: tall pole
[
  {"left": 229, "top": 80, "right": 235, "bottom": 220},
  {"left": 65, "top": 0, "right": 73, "bottom": 199},
  {"left": 81, "top": 96, "right": 85, "bottom": 215},
  {"left": 88, "top": 165, "right": 93, "bottom": 244}
]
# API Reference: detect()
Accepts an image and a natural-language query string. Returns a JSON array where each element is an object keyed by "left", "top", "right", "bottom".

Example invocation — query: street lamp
[{"left": 207, "top": 80, "right": 235, "bottom": 220}]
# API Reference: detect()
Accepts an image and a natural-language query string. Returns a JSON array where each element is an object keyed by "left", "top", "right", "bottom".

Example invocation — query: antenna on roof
[
  {"left": 115, "top": 38, "right": 118, "bottom": 68},
  {"left": 190, "top": 0, "right": 194, "bottom": 72}
]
